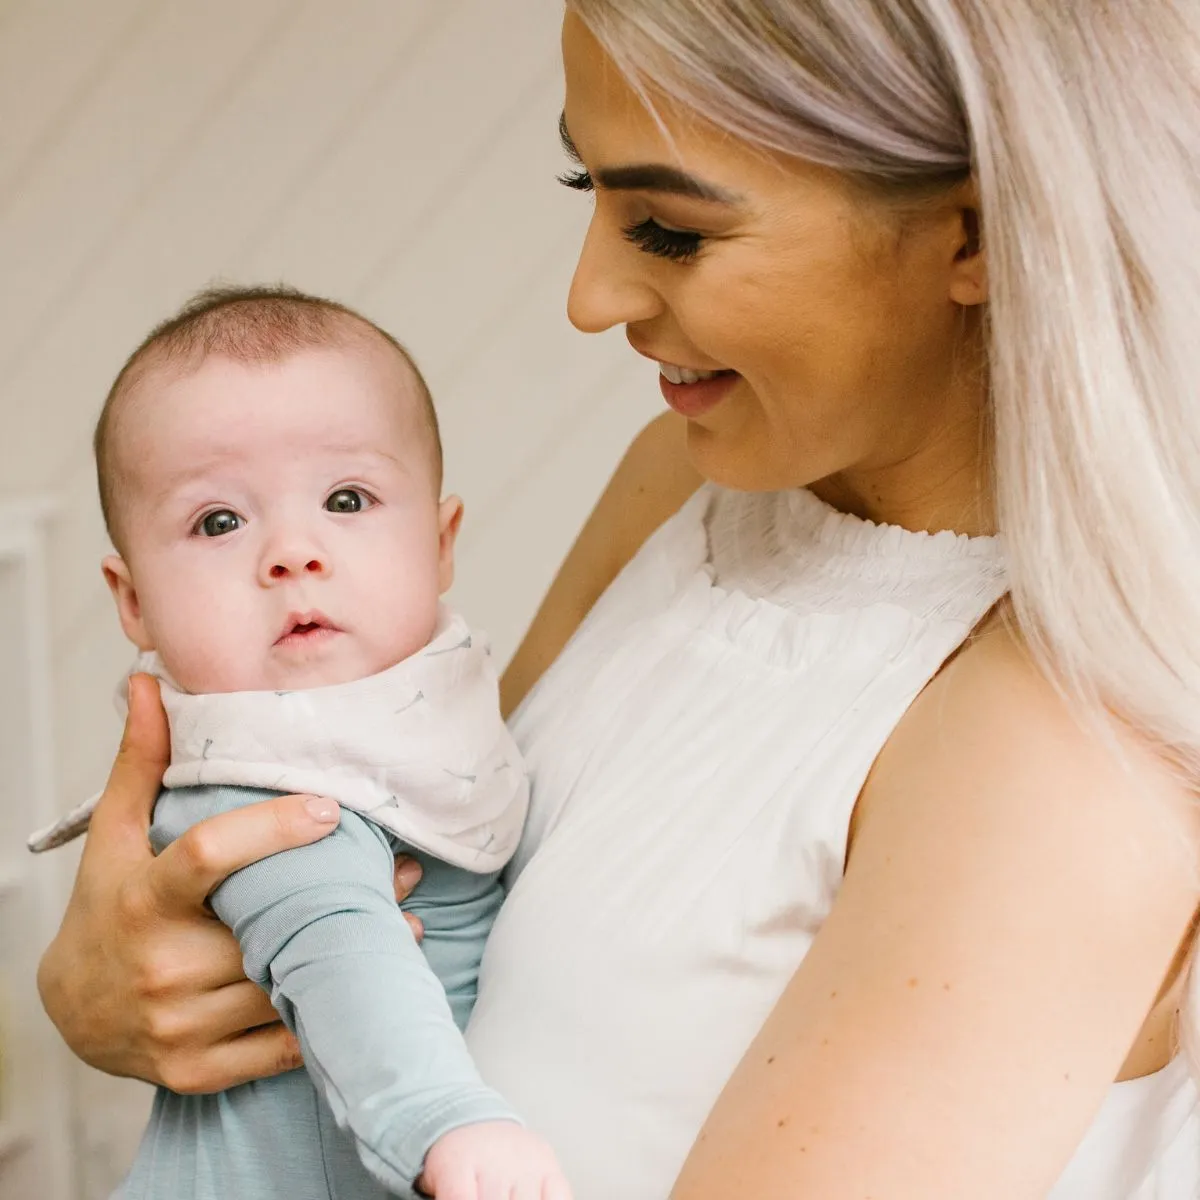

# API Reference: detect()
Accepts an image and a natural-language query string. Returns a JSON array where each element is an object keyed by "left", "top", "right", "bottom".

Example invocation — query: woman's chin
[{"left": 683, "top": 420, "right": 828, "bottom": 495}]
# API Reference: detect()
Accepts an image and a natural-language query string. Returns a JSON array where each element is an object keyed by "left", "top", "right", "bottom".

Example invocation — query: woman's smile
[{"left": 656, "top": 366, "right": 741, "bottom": 419}]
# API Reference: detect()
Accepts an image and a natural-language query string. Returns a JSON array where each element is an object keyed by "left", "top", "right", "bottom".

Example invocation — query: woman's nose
[{"left": 567, "top": 215, "right": 662, "bottom": 334}]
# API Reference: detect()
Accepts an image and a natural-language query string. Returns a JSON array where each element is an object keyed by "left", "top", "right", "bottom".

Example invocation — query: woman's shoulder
[
  {"left": 860, "top": 616, "right": 1196, "bottom": 841},
  {"left": 852, "top": 614, "right": 1199, "bottom": 922},
  {"left": 500, "top": 413, "right": 702, "bottom": 715}
]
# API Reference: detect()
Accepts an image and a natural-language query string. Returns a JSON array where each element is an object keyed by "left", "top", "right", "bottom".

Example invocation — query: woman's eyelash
[
  {"left": 622, "top": 219, "right": 703, "bottom": 263},
  {"left": 557, "top": 168, "right": 594, "bottom": 192},
  {"left": 557, "top": 165, "right": 703, "bottom": 262}
]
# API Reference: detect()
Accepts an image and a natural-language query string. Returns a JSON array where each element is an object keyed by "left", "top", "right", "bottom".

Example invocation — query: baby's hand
[{"left": 418, "top": 1120, "right": 572, "bottom": 1200}]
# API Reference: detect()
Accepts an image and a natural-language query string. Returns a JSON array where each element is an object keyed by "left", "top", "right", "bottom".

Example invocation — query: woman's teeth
[{"left": 658, "top": 362, "right": 724, "bottom": 386}]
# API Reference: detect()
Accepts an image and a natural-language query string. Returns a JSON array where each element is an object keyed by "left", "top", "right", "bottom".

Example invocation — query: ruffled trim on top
[
  {"left": 782, "top": 486, "right": 1002, "bottom": 560},
  {"left": 706, "top": 486, "right": 1007, "bottom": 626}
]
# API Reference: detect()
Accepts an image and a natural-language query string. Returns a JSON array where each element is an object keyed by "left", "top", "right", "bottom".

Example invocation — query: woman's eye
[
  {"left": 325, "top": 489, "right": 371, "bottom": 514},
  {"left": 196, "top": 510, "right": 242, "bottom": 538},
  {"left": 622, "top": 218, "right": 703, "bottom": 263},
  {"left": 557, "top": 168, "right": 594, "bottom": 193}
]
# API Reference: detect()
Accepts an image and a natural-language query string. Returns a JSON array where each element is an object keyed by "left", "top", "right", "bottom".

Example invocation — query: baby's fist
[{"left": 418, "top": 1120, "right": 571, "bottom": 1200}]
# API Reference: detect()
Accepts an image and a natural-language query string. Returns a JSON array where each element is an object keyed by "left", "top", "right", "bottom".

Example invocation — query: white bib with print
[{"left": 30, "top": 609, "right": 527, "bottom": 873}]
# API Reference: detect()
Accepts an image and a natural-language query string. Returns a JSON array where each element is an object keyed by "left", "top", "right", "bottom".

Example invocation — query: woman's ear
[
  {"left": 436, "top": 496, "right": 465, "bottom": 594},
  {"left": 948, "top": 181, "right": 987, "bottom": 307},
  {"left": 102, "top": 555, "right": 154, "bottom": 650}
]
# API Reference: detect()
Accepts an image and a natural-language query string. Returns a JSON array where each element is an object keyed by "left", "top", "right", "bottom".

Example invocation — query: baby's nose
[{"left": 268, "top": 555, "right": 325, "bottom": 580}]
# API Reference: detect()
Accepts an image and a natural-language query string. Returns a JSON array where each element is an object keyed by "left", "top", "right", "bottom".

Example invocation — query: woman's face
[{"left": 561, "top": 14, "right": 989, "bottom": 526}]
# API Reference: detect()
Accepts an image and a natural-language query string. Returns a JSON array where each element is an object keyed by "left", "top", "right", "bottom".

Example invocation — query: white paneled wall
[{"left": 0, "top": 4, "right": 659, "bottom": 1196}]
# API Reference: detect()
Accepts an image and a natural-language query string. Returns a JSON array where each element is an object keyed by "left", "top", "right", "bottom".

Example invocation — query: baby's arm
[{"left": 151, "top": 785, "right": 564, "bottom": 1199}]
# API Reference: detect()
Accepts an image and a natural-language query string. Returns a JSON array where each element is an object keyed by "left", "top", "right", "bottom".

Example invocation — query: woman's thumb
[{"left": 91, "top": 673, "right": 170, "bottom": 838}]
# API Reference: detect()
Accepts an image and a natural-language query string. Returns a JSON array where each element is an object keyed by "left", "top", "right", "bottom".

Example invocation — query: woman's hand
[{"left": 37, "top": 674, "right": 425, "bottom": 1094}]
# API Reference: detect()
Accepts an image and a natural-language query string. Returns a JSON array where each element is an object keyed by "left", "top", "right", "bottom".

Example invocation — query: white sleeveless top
[{"left": 465, "top": 484, "right": 1199, "bottom": 1199}]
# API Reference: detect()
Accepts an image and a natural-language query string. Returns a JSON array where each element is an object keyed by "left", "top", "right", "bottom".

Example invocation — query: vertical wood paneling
[
  {"left": 452, "top": 355, "right": 657, "bottom": 659},
  {"left": 239, "top": 0, "right": 563, "bottom": 295},
  {"left": 0, "top": 0, "right": 301, "bottom": 381},
  {"left": 0, "top": 1, "right": 154, "bottom": 205},
  {"left": 356, "top": 70, "right": 582, "bottom": 388}
]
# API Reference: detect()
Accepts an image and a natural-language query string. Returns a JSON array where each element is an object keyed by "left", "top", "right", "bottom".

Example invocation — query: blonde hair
[{"left": 568, "top": 0, "right": 1200, "bottom": 1045}]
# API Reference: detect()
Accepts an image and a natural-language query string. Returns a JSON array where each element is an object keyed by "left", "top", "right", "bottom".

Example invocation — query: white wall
[{"left": 0, "top": 3, "right": 659, "bottom": 1195}]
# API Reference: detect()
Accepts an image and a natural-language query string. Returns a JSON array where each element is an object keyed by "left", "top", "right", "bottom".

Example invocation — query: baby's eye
[
  {"left": 325, "top": 488, "right": 372, "bottom": 514},
  {"left": 196, "top": 510, "right": 243, "bottom": 538}
]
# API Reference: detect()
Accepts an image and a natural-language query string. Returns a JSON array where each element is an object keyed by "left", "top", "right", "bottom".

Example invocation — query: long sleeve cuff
[{"left": 358, "top": 1085, "right": 523, "bottom": 1197}]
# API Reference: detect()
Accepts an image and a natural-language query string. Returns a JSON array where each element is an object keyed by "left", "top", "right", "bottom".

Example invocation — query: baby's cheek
[
  {"left": 147, "top": 588, "right": 262, "bottom": 693},
  {"left": 161, "top": 637, "right": 251, "bottom": 694},
  {"left": 372, "top": 566, "right": 442, "bottom": 665}
]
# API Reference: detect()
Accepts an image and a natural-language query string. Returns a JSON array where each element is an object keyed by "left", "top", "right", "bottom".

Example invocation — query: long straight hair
[{"left": 568, "top": 0, "right": 1200, "bottom": 1053}]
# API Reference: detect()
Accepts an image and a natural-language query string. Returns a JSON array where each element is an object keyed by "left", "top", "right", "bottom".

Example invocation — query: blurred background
[{"left": 0, "top": 2, "right": 657, "bottom": 1196}]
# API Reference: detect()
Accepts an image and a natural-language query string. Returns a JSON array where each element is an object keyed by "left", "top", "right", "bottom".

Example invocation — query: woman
[{"left": 38, "top": 4, "right": 1200, "bottom": 1197}]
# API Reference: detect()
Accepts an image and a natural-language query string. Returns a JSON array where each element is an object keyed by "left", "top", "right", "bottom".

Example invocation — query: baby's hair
[{"left": 95, "top": 284, "right": 442, "bottom": 550}]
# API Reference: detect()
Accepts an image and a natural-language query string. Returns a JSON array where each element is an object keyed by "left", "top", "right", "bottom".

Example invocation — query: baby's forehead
[{"left": 115, "top": 335, "right": 433, "bottom": 462}]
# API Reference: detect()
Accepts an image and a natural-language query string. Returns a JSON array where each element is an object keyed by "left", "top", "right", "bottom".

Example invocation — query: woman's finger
[
  {"left": 161, "top": 1024, "right": 305, "bottom": 1096},
  {"left": 394, "top": 855, "right": 423, "bottom": 902},
  {"left": 126, "top": 921, "right": 251, "bottom": 1009},
  {"left": 394, "top": 858, "right": 425, "bottom": 940},
  {"left": 144, "top": 793, "right": 340, "bottom": 917},
  {"left": 85, "top": 673, "right": 170, "bottom": 855},
  {"left": 190, "top": 979, "right": 284, "bottom": 1043}
]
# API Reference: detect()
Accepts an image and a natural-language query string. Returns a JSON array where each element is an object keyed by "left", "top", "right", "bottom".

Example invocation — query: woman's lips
[{"left": 658, "top": 369, "right": 739, "bottom": 419}]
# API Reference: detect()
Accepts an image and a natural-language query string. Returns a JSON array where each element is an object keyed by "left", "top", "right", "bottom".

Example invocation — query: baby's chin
[{"left": 164, "top": 638, "right": 411, "bottom": 696}]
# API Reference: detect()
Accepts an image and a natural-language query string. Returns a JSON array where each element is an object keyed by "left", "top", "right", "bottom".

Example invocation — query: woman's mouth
[{"left": 656, "top": 361, "right": 740, "bottom": 419}]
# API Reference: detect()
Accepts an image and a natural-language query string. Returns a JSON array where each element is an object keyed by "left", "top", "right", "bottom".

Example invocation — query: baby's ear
[
  {"left": 436, "top": 496, "right": 464, "bottom": 594},
  {"left": 101, "top": 556, "right": 153, "bottom": 651}
]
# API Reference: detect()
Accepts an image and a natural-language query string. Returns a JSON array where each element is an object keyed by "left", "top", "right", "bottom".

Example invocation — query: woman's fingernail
[
  {"left": 303, "top": 796, "right": 338, "bottom": 823},
  {"left": 396, "top": 858, "right": 423, "bottom": 890}
]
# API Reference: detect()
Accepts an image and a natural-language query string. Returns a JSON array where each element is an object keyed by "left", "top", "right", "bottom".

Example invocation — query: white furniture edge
[{"left": 0, "top": 496, "right": 75, "bottom": 1200}]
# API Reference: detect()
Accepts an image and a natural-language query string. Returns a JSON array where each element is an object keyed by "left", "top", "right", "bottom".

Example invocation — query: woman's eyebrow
[{"left": 559, "top": 113, "right": 743, "bottom": 205}]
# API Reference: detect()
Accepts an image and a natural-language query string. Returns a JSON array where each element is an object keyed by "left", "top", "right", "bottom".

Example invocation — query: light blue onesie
[{"left": 113, "top": 783, "right": 517, "bottom": 1200}]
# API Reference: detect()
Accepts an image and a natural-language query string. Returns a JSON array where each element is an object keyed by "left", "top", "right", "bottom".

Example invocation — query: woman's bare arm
[
  {"left": 501, "top": 411, "right": 700, "bottom": 717},
  {"left": 671, "top": 629, "right": 1200, "bottom": 1199}
]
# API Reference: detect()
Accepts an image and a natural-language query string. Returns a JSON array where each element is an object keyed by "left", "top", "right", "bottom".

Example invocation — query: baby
[{"left": 31, "top": 286, "right": 570, "bottom": 1200}]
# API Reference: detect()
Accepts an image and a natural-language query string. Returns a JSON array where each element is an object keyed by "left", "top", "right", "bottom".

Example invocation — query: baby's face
[{"left": 104, "top": 344, "right": 460, "bottom": 693}]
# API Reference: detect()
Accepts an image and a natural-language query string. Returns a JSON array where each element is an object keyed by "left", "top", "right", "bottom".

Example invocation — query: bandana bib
[{"left": 29, "top": 609, "right": 528, "bottom": 873}]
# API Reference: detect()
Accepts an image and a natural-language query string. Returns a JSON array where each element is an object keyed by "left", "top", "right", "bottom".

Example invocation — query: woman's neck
[{"left": 810, "top": 391, "right": 995, "bottom": 539}]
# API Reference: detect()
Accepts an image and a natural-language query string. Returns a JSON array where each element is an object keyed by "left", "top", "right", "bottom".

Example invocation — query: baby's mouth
[{"left": 275, "top": 610, "right": 340, "bottom": 646}]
